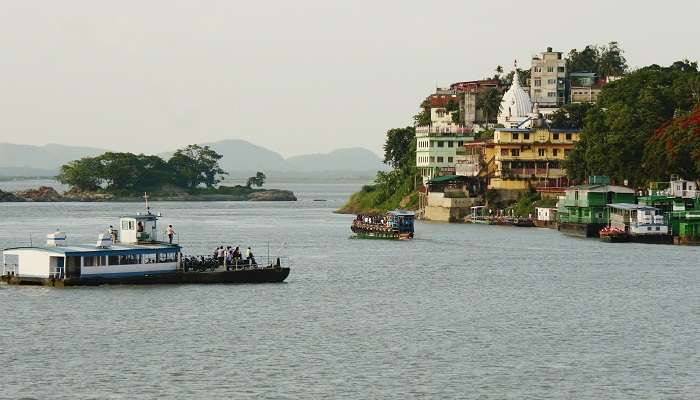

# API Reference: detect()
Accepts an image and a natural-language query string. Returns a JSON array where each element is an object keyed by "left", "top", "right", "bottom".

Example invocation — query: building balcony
[{"left": 416, "top": 125, "right": 475, "bottom": 137}]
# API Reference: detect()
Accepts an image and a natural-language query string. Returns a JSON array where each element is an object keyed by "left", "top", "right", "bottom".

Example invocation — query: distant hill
[
  {"left": 0, "top": 143, "right": 107, "bottom": 176},
  {"left": 286, "top": 148, "right": 387, "bottom": 172},
  {"left": 0, "top": 140, "right": 386, "bottom": 178}
]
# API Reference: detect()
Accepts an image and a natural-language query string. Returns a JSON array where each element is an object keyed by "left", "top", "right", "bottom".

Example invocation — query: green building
[
  {"left": 558, "top": 176, "right": 636, "bottom": 237},
  {"left": 638, "top": 177, "right": 700, "bottom": 244}
]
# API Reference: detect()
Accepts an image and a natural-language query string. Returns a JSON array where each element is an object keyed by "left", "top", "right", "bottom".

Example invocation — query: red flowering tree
[{"left": 644, "top": 105, "right": 700, "bottom": 180}]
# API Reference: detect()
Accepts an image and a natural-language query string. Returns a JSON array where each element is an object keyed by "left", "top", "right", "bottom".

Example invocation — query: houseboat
[
  {"left": 638, "top": 176, "right": 700, "bottom": 245},
  {"left": 600, "top": 203, "right": 673, "bottom": 244},
  {"left": 558, "top": 176, "right": 636, "bottom": 237},
  {"left": 1, "top": 204, "right": 290, "bottom": 286},
  {"left": 351, "top": 211, "right": 415, "bottom": 240}
]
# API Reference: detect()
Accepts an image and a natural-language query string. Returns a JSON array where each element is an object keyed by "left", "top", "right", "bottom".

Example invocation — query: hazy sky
[{"left": 0, "top": 0, "right": 698, "bottom": 157}]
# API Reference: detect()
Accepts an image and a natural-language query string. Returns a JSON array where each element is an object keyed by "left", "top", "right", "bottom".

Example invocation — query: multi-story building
[
  {"left": 416, "top": 125, "right": 473, "bottom": 184},
  {"left": 488, "top": 126, "right": 580, "bottom": 191},
  {"left": 424, "top": 79, "right": 504, "bottom": 128},
  {"left": 530, "top": 47, "right": 567, "bottom": 107}
]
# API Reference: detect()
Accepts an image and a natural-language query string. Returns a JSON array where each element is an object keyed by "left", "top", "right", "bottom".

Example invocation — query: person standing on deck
[
  {"left": 246, "top": 246, "right": 257, "bottom": 267},
  {"left": 217, "top": 246, "right": 225, "bottom": 265},
  {"left": 166, "top": 225, "right": 176, "bottom": 244}
]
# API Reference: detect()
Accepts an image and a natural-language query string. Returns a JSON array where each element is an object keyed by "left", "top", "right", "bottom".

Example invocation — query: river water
[{"left": 1, "top": 181, "right": 699, "bottom": 399}]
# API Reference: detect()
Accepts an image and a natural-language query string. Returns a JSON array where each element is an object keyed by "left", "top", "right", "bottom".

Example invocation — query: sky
[{"left": 0, "top": 0, "right": 699, "bottom": 157}]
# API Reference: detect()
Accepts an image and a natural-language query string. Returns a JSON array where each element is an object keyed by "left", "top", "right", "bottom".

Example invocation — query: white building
[
  {"left": 530, "top": 47, "right": 567, "bottom": 107},
  {"left": 497, "top": 70, "right": 534, "bottom": 128}
]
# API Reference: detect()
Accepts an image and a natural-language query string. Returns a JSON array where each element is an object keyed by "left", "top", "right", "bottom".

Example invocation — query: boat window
[
  {"left": 83, "top": 256, "right": 106, "bottom": 267},
  {"left": 109, "top": 255, "right": 120, "bottom": 265},
  {"left": 66, "top": 256, "right": 80, "bottom": 268}
]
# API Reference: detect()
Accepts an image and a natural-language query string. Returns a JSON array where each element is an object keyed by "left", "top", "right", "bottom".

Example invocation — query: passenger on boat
[
  {"left": 167, "top": 225, "right": 176, "bottom": 244},
  {"left": 108, "top": 225, "right": 117, "bottom": 243},
  {"left": 217, "top": 246, "right": 225, "bottom": 265},
  {"left": 137, "top": 221, "right": 144, "bottom": 233},
  {"left": 246, "top": 247, "right": 257, "bottom": 268}
]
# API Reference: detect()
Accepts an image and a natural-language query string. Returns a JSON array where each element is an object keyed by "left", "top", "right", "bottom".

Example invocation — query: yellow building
[{"left": 488, "top": 127, "right": 580, "bottom": 190}]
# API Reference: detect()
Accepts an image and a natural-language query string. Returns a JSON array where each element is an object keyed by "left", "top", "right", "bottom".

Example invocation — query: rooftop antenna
[{"left": 144, "top": 192, "right": 151, "bottom": 215}]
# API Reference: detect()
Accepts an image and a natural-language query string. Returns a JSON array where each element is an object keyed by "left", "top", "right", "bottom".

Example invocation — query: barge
[{"left": 1, "top": 204, "right": 289, "bottom": 287}]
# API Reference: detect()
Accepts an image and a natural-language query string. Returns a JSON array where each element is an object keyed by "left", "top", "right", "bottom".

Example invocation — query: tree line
[
  {"left": 565, "top": 60, "right": 700, "bottom": 185},
  {"left": 58, "top": 144, "right": 267, "bottom": 193}
]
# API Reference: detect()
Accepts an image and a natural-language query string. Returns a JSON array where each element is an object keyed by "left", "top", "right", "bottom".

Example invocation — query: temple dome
[{"left": 497, "top": 71, "right": 533, "bottom": 127}]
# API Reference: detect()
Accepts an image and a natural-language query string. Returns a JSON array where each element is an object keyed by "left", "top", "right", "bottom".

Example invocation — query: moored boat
[
  {"left": 1, "top": 201, "right": 290, "bottom": 287},
  {"left": 351, "top": 210, "right": 415, "bottom": 240}
]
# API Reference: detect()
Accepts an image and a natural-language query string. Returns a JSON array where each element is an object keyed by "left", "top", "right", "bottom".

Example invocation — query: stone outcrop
[
  {"left": 248, "top": 190, "right": 297, "bottom": 201},
  {"left": 14, "top": 186, "right": 63, "bottom": 202},
  {"left": 0, "top": 189, "right": 25, "bottom": 202}
]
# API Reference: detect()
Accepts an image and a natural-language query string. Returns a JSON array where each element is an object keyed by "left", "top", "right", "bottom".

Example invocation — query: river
[{"left": 1, "top": 181, "right": 699, "bottom": 399}]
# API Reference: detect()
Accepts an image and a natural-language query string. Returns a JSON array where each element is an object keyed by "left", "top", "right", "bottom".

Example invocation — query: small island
[{"left": 0, "top": 145, "right": 296, "bottom": 202}]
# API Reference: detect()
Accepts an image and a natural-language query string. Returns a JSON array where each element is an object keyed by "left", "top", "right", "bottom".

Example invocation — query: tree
[
  {"left": 476, "top": 88, "right": 503, "bottom": 123},
  {"left": 549, "top": 103, "right": 594, "bottom": 129},
  {"left": 567, "top": 45, "right": 600, "bottom": 73},
  {"left": 57, "top": 157, "right": 103, "bottom": 191},
  {"left": 413, "top": 99, "right": 431, "bottom": 126},
  {"left": 246, "top": 171, "right": 266, "bottom": 188},
  {"left": 598, "top": 41, "right": 628, "bottom": 77},
  {"left": 567, "top": 41, "right": 628, "bottom": 77},
  {"left": 644, "top": 105, "right": 700, "bottom": 180},
  {"left": 383, "top": 127, "right": 415, "bottom": 169},
  {"left": 168, "top": 145, "right": 227, "bottom": 189}
]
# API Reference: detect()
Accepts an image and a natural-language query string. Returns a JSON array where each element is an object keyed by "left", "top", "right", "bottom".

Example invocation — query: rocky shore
[{"left": 0, "top": 186, "right": 297, "bottom": 202}]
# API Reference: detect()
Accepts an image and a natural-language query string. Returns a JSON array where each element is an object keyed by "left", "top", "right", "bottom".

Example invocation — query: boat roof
[
  {"left": 607, "top": 203, "right": 659, "bottom": 211},
  {"left": 3, "top": 242, "right": 180, "bottom": 256},
  {"left": 567, "top": 184, "right": 635, "bottom": 193},
  {"left": 120, "top": 213, "right": 158, "bottom": 220},
  {"left": 387, "top": 210, "right": 415, "bottom": 217}
]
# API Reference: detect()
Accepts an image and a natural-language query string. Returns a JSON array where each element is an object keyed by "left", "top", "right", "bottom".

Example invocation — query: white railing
[{"left": 2, "top": 263, "right": 18, "bottom": 277}]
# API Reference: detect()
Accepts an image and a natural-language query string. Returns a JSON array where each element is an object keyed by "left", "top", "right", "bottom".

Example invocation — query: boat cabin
[
  {"left": 607, "top": 203, "right": 669, "bottom": 236},
  {"left": 2, "top": 206, "right": 181, "bottom": 284},
  {"left": 386, "top": 210, "right": 415, "bottom": 234}
]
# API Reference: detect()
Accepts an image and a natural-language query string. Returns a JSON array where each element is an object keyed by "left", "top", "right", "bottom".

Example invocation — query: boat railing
[
  {"left": 2, "top": 262, "right": 18, "bottom": 277},
  {"left": 49, "top": 265, "right": 65, "bottom": 280}
]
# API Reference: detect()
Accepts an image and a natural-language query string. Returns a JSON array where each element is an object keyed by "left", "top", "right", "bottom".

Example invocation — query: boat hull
[
  {"left": 352, "top": 232, "right": 413, "bottom": 240},
  {"left": 1, "top": 267, "right": 290, "bottom": 287},
  {"left": 559, "top": 222, "right": 605, "bottom": 238}
]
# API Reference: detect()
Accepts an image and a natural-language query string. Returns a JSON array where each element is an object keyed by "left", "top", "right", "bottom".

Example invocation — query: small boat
[
  {"left": 1, "top": 198, "right": 290, "bottom": 287},
  {"left": 513, "top": 218, "right": 535, "bottom": 227},
  {"left": 351, "top": 210, "right": 415, "bottom": 240},
  {"left": 599, "top": 226, "right": 629, "bottom": 243}
]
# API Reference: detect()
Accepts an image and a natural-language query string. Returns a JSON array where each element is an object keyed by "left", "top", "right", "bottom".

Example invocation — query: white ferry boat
[{"left": 1, "top": 203, "right": 289, "bottom": 286}]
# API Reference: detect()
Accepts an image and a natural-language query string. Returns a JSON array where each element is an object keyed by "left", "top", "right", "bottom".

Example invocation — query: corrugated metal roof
[{"left": 607, "top": 203, "right": 658, "bottom": 211}]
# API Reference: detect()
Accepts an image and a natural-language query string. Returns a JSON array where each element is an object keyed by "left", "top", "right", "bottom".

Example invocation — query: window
[
  {"left": 83, "top": 256, "right": 106, "bottom": 267},
  {"left": 512, "top": 133, "right": 519, "bottom": 140},
  {"left": 66, "top": 256, "right": 80, "bottom": 268},
  {"left": 558, "top": 67, "right": 565, "bottom": 73},
  {"left": 534, "top": 67, "right": 542, "bottom": 73},
  {"left": 437, "top": 141, "right": 444, "bottom": 148},
  {"left": 538, "top": 149, "right": 546, "bottom": 157},
  {"left": 448, "top": 141, "right": 454, "bottom": 148},
  {"left": 553, "top": 149, "right": 559, "bottom": 156},
  {"left": 566, "top": 133, "right": 572, "bottom": 140},
  {"left": 553, "top": 133, "right": 559, "bottom": 140},
  {"left": 122, "top": 220, "right": 134, "bottom": 230},
  {"left": 547, "top": 66, "right": 554, "bottom": 72},
  {"left": 448, "top": 157, "right": 453, "bottom": 163},
  {"left": 534, "top": 79, "right": 541, "bottom": 87},
  {"left": 510, "top": 149, "right": 520, "bottom": 157},
  {"left": 437, "top": 156, "right": 444, "bottom": 163},
  {"left": 458, "top": 141, "right": 463, "bottom": 146},
  {"left": 524, "top": 133, "right": 530, "bottom": 140},
  {"left": 429, "top": 156, "right": 435, "bottom": 163},
  {"left": 547, "top": 79, "right": 556, "bottom": 84},
  {"left": 547, "top": 92, "right": 556, "bottom": 97}
]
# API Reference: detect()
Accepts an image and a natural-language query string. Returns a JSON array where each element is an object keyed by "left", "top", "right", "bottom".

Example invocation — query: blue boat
[{"left": 351, "top": 210, "right": 415, "bottom": 240}]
